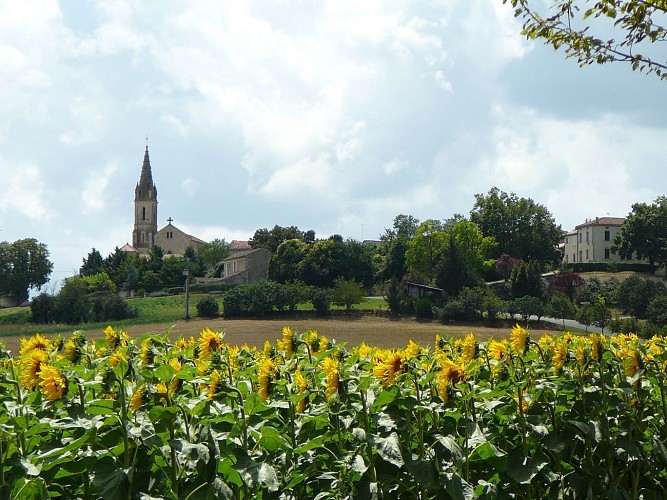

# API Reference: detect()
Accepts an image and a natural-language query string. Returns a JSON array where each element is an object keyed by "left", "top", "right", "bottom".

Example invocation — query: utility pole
[{"left": 183, "top": 263, "right": 191, "bottom": 320}]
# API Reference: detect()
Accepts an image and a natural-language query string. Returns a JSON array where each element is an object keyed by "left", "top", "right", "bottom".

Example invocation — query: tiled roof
[
  {"left": 120, "top": 243, "right": 138, "bottom": 253},
  {"left": 223, "top": 248, "right": 261, "bottom": 260},
  {"left": 230, "top": 240, "right": 252, "bottom": 250},
  {"left": 575, "top": 217, "right": 625, "bottom": 229}
]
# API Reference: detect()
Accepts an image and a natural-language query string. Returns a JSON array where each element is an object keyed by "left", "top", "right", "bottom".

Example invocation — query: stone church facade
[{"left": 131, "top": 147, "right": 205, "bottom": 255}]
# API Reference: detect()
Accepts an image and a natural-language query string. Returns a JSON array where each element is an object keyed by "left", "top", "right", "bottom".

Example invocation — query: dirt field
[{"left": 0, "top": 316, "right": 563, "bottom": 354}]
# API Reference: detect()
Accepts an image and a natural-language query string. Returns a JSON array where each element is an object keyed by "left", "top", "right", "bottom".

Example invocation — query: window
[
  {"left": 586, "top": 249, "right": 589, "bottom": 260},
  {"left": 579, "top": 251, "right": 582, "bottom": 262},
  {"left": 142, "top": 207, "right": 146, "bottom": 221},
  {"left": 565, "top": 254, "right": 569, "bottom": 263},
  {"left": 572, "top": 253, "right": 576, "bottom": 263},
  {"left": 604, "top": 230, "right": 610, "bottom": 241},
  {"left": 605, "top": 248, "right": 610, "bottom": 259},
  {"left": 579, "top": 233, "right": 582, "bottom": 243},
  {"left": 586, "top": 231, "right": 589, "bottom": 243}
]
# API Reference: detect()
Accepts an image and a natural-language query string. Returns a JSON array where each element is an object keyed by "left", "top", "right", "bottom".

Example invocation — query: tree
[
  {"left": 613, "top": 197, "right": 667, "bottom": 272},
  {"left": 616, "top": 275, "right": 666, "bottom": 318},
  {"left": 495, "top": 254, "right": 523, "bottom": 281},
  {"left": 470, "top": 187, "right": 562, "bottom": 265},
  {"left": 301, "top": 237, "right": 374, "bottom": 288},
  {"left": 548, "top": 292, "right": 576, "bottom": 328},
  {"left": 80, "top": 248, "right": 104, "bottom": 276},
  {"left": 250, "top": 225, "right": 316, "bottom": 253},
  {"left": 405, "top": 219, "right": 446, "bottom": 281},
  {"left": 0, "top": 239, "right": 53, "bottom": 304},
  {"left": 330, "top": 277, "right": 365, "bottom": 312},
  {"left": 198, "top": 238, "right": 230, "bottom": 272},
  {"left": 381, "top": 214, "right": 421, "bottom": 242},
  {"left": 269, "top": 239, "right": 310, "bottom": 283},
  {"left": 507, "top": 0, "right": 667, "bottom": 80},
  {"left": 547, "top": 272, "right": 585, "bottom": 302},
  {"left": 510, "top": 261, "right": 544, "bottom": 299},
  {"left": 589, "top": 299, "right": 612, "bottom": 333}
]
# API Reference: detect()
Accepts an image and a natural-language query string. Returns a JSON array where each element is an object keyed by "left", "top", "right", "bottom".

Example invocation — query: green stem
[
  {"left": 360, "top": 390, "right": 377, "bottom": 483},
  {"left": 117, "top": 378, "right": 131, "bottom": 469},
  {"left": 169, "top": 419, "right": 179, "bottom": 496}
]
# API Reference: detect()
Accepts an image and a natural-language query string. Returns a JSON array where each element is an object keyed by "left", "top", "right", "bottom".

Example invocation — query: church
[{"left": 125, "top": 146, "right": 206, "bottom": 256}]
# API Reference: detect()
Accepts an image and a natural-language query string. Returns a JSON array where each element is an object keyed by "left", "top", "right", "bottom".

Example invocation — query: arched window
[{"left": 142, "top": 207, "right": 146, "bottom": 220}]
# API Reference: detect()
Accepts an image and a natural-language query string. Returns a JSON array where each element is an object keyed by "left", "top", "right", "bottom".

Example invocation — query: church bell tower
[{"left": 132, "top": 146, "right": 158, "bottom": 252}]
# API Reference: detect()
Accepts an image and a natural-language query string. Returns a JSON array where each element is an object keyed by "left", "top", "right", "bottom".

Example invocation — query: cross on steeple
[
  {"left": 167, "top": 217, "right": 173, "bottom": 224},
  {"left": 145, "top": 134, "right": 149, "bottom": 147}
]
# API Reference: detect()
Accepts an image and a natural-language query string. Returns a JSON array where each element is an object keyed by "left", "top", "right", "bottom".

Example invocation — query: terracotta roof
[
  {"left": 230, "top": 240, "right": 252, "bottom": 251},
  {"left": 120, "top": 243, "right": 138, "bottom": 253},
  {"left": 223, "top": 248, "right": 264, "bottom": 260},
  {"left": 575, "top": 217, "right": 625, "bottom": 229}
]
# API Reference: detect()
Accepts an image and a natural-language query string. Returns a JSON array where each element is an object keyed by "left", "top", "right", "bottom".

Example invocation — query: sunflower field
[{"left": 1, "top": 325, "right": 667, "bottom": 499}]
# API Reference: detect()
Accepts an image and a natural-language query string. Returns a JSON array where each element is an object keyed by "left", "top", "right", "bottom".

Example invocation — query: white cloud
[
  {"left": 181, "top": 178, "right": 199, "bottom": 196},
  {"left": 0, "top": 160, "right": 49, "bottom": 219},
  {"left": 82, "top": 162, "right": 119, "bottom": 214}
]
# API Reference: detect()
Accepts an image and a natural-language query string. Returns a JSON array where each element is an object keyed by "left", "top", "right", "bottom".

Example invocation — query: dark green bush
[
  {"left": 197, "top": 297, "right": 220, "bottom": 318},
  {"left": 415, "top": 298, "right": 433, "bottom": 319},
  {"left": 30, "top": 293, "right": 54, "bottom": 323},
  {"left": 310, "top": 289, "right": 331, "bottom": 316},
  {"left": 441, "top": 300, "right": 465, "bottom": 321}
]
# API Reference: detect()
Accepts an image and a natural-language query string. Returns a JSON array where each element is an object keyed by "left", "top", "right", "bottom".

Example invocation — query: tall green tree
[
  {"left": 250, "top": 225, "right": 316, "bottom": 253},
  {"left": 80, "top": 248, "right": 104, "bottom": 276},
  {"left": 470, "top": 187, "right": 562, "bottom": 265},
  {"left": 269, "top": 239, "right": 310, "bottom": 283},
  {"left": 381, "top": 214, "right": 421, "bottom": 242},
  {"left": 507, "top": 0, "right": 667, "bottom": 80},
  {"left": 300, "top": 237, "right": 374, "bottom": 288},
  {"left": 405, "top": 219, "right": 446, "bottom": 281},
  {"left": 612, "top": 196, "right": 667, "bottom": 271},
  {"left": 0, "top": 238, "right": 53, "bottom": 304},
  {"left": 198, "top": 238, "right": 230, "bottom": 272}
]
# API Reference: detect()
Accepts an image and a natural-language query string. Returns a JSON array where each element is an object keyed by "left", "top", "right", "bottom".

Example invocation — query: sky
[{"left": 1, "top": 1, "right": 666, "bottom": 289}]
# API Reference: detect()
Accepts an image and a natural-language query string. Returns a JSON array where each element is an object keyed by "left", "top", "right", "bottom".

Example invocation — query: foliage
[
  {"left": 405, "top": 219, "right": 446, "bottom": 280},
  {"left": 470, "top": 187, "right": 562, "bottom": 265},
  {"left": 268, "top": 239, "right": 309, "bottom": 283},
  {"left": 0, "top": 238, "right": 53, "bottom": 304},
  {"left": 617, "top": 275, "right": 666, "bottom": 318},
  {"left": 250, "top": 225, "right": 316, "bottom": 253},
  {"left": 300, "top": 237, "right": 375, "bottom": 288},
  {"left": 330, "top": 277, "right": 365, "bottom": 312},
  {"left": 509, "top": 295, "right": 547, "bottom": 324},
  {"left": 414, "top": 297, "right": 433, "bottom": 319},
  {"left": 613, "top": 196, "right": 667, "bottom": 271},
  {"left": 547, "top": 292, "right": 576, "bottom": 328},
  {"left": 588, "top": 299, "right": 613, "bottom": 333},
  {"left": 547, "top": 272, "right": 584, "bottom": 302},
  {"left": 381, "top": 213, "right": 421, "bottom": 242},
  {"left": 383, "top": 279, "right": 403, "bottom": 315},
  {"left": 80, "top": 248, "right": 104, "bottom": 276},
  {"left": 509, "top": 261, "right": 544, "bottom": 299},
  {"left": 3, "top": 326, "right": 667, "bottom": 497},
  {"left": 507, "top": 0, "right": 667, "bottom": 80},
  {"left": 198, "top": 238, "right": 230, "bottom": 272},
  {"left": 196, "top": 297, "right": 220, "bottom": 318},
  {"left": 646, "top": 294, "right": 667, "bottom": 327},
  {"left": 495, "top": 253, "right": 523, "bottom": 280},
  {"left": 310, "top": 288, "right": 331, "bottom": 316}
]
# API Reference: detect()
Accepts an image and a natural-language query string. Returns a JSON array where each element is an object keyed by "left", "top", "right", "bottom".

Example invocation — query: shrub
[
  {"left": 331, "top": 277, "right": 365, "bottom": 312},
  {"left": 196, "top": 297, "right": 220, "bottom": 318},
  {"left": 30, "top": 293, "right": 54, "bottom": 323},
  {"left": 415, "top": 298, "right": 433, "bottom": 319},
  {"left": 441, "top": 300, "right": 465, "bottom": 321},
  {"left": 310, "top": 289, "right": 331, "bottom": 316}
]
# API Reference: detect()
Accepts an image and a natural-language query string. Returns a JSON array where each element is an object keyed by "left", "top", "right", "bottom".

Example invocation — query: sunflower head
[
  {"left": 199, "top": 328, "right": 224, "bottom": 360},
  {"left": 39, "top": 365, "right": 68, "bottom": 401},
  {"left": 278, "top": 326, "right": 297, "bottom": 357},
  {"left": 140, "top": 339, "right": 155, "bottom": 367},
  {"left": 130, "top": 384, "right": 148, "bottom": 412},
  {"left": 20, "top": 349, "right": 48, "bottom": 389},
  {"left": 64, "top": 339, "right": 82, "bottom": 363},
  {"left": 104, "top": 326, "right": 120, "bottom": 349},
  {"left": 552, "top": 340, "right": 568, "bottom": 374},
  {"left": 19, "top": 334, "right": 52, "bottom": 357},
  {"left": 322, "top": 356, "right": 339, "bottom": 399},
  {"left": 510, "top": 324, "right": 529, "bottom": 355},
  {"left": 258, "top": 357, "right": 275, "bottom": 402},
  {"left": 461, "top": 332, "right": 477, "bottom": 363}
]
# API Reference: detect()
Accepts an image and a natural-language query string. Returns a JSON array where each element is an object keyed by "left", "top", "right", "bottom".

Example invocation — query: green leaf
[
  {"left": 442, "top": 472, "right": 474, "bottom": 500},
  {"left": 38, "top": 427, "right": 96, "bottom": 460},
  {"left": 371, "top": 432, "right": 403, "bottom": 468},
  {"left": 371, "top": 386, "right": 399, "bottom": 411},
  {"left": 505, "top": 449, "right": 549, "bottom": 484},
  {"left": 154, "top": 364, "right": 174, "bottom": 383},
  {"left": 92, "top": 457, "right": 131, "bottom": 499},
  {"left": 259, "top": 425, "right": 291, "bottom": 452},
  {"left": 10, "top": 478, "right": 48, "bottom": 500}
]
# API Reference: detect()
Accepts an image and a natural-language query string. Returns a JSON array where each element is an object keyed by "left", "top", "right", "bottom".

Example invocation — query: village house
[{"left": 562, "top": 216, "right": 644, "bottom": 264}]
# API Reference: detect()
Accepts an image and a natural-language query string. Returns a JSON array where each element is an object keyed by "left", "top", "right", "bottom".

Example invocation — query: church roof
[
  {"left": 136, "top": 146, "right": 157, "bottom": 200},
  {"left": 120, "top": 243, "right": 139, "bottom": 253}
]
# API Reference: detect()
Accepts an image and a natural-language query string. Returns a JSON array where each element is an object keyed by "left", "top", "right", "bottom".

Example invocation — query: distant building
[
  {"left": 131, "top": 146, "right": 206, "bottom": 256},
  {"left": 229, "top": 240, "right": 253, "bottom": 254},
  {"left": 562, "top": 216, "right": 644, "bottom": 264},
  {"left": 217, "top": 248, "right": 271, "bottom": 284}
]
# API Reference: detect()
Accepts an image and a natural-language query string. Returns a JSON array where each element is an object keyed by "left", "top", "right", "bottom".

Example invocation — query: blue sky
[{"left": 1, "top": 1, "right": 666, "bottom": 288}]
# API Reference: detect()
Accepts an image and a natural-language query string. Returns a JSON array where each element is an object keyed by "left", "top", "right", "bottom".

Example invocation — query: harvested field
[{"left": 0, "top": 315, "right": 564, "bottom": 354}]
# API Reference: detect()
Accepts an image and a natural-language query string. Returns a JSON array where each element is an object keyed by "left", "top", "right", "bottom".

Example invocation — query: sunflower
[
  {"left": 437, "top": 359, "right": 466, "bottom": 402},
  {"left": 295, "top": 368, "right": 308, "bottom": 413},
  {"left": 140, "top": 339, "right": 155, "bottom": 367},
  {"left": 258, "top": 357, "right": 275, "bottom": 402},
  {"left": 575, "top": 342, "right": 587, "bottom": 367},
  {"left": 357, "top": 342, "right": 373, "bottom": 358},
  {"left": 625, "top": 350, "right": 644, "bottom": 377},
  {"left": 20, "top": 349, "right": 48, "bottom": 389},
  {"left": 104, "top": 326, "right": 120, "bottom": 349},
  {"left": 198, "top": 328, "right": 224, "bottom": 360},
  {"left": 19, "top": 333, "right": 52, "bottom": 357},
  {"left": 130, "top": 384, "right": 147, "bottom": 412},
  {"left": 64, "top": 339, "right": 82, "bottom": 363},
  {"left": 168, "top": 357, "right": 183, "bottom": 394},
  {"left": 373, "top": 351, "right": 405, "bottom": 387},
  {"left": 306, "top": 330, "right": 325, "bottom": 354},
  {"left": 277, "top": 326, "right": 297, "bottom": 357},
  {"left": 405, "top": 340, "right": 420, "bottom": 359},
  {"left": 487, "top": 340, "right": 508, "bottom": 361},
  {"left": 589, "top": 333, "right": 604, "bottom": 362},
  {"left": 434, "top": 334, "right": 447, "bottom": 356},
  {"left": 537, "top": 334, "right": 553, "bottom": 351},
  {"left": 174, "top": 337, "right": 188, "bottom": 351},
  {"left": 207, "top": 369, "right": 221, "bottom": 401},
  {"left": 552, "top": 340, "right": 568, "bottom": 375},
  {"left": 38, "top": 365, "right": 68, "bottom": 401},
  {"left": 510, "top": 324, "right": 529, "bottom": 355},
  {"left": 108, "top": 350, "right": 127, "bottom": 367},
  {"left": 461, "top": 332, "right": 477, "bottom": 364},
  {"left": 322, "top": 356, "right": 339, "bottom": 399}
]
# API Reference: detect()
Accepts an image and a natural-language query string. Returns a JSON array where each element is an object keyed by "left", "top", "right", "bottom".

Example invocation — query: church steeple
[
  {"left": 132, "top": 145, "right": 158, "bottom": 252},
  {"left": 135, "top": 146, "right": 157, "bottom": 201}
]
